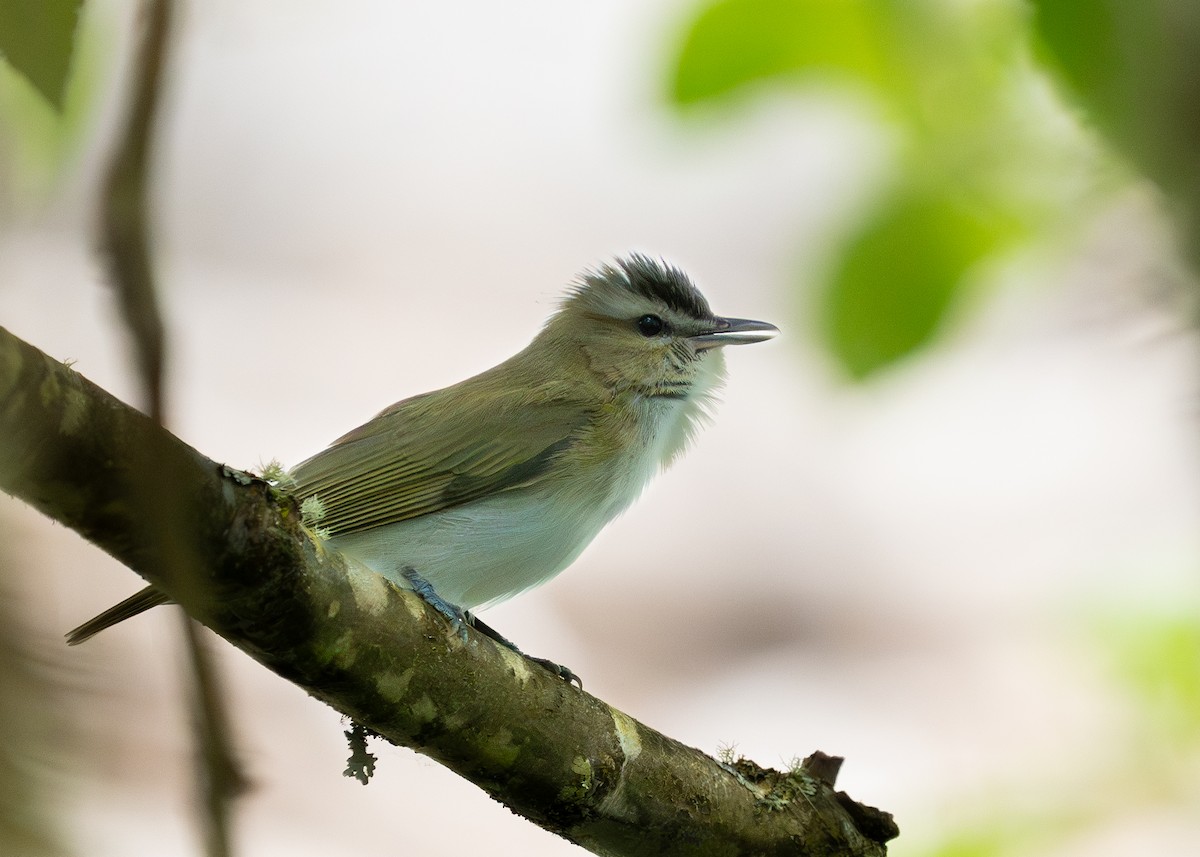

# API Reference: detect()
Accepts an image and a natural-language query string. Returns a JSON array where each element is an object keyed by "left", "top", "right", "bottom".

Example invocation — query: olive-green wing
[{"left": 290, "top": 391, "right": 589, "bottom": 535}]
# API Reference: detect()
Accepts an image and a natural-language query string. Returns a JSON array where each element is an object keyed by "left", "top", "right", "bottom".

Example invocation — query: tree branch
[{"left": 0, "top": 324, "right": 897, "bottom": 856}]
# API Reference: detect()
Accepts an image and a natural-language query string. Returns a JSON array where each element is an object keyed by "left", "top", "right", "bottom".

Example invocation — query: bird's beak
[{"left": 690, "top": 317, "right": 780, "bottom": 351}]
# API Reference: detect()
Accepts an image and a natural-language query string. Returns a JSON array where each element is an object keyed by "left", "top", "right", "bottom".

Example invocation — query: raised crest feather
[{"left": 567, "top": 255, "right": 713, "bottom": 321}]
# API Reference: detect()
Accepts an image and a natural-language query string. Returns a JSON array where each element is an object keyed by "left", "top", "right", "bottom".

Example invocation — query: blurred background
[{"left": 2, "top": 0, "right": 1199, "bottom": 855}]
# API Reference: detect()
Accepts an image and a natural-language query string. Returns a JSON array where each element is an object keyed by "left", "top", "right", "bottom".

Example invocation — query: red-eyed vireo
[{"left": 66, "top": 256, "right": 778, "bottom": 676}]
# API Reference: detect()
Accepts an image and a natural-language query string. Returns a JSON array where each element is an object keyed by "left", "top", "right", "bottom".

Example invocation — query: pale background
[{"left": 2, "top": 1, "right": 1199, "bottom": 855}]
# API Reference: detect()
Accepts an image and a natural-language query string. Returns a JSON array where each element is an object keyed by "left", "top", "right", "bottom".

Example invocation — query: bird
[{"left": 66, "top": 255, "right": 778, "bottom": 677}]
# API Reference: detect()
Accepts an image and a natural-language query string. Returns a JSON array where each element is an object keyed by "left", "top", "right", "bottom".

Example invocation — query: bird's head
[{"left": 544, "top": 255, "right": 778, "bottom": 398}]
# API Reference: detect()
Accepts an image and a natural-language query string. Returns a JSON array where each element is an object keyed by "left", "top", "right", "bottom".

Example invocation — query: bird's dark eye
[{"left": 636, "top": 314, "right": 665, "bottom": 337}]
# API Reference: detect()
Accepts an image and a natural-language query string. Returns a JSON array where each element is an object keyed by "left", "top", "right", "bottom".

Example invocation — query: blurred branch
[
  {"left": 0, "top": 324, "right": 897, "bottom": 856},
  {"left": 100, "top": 0, "right": 169, "bottom": 419},
  {"left": 0, "top": 572, "right": 62, "bottom": 857},
  {"left": 179, "top": 615, "right": 244, "bottom": 857},
  {"left": 96, "top": 1, "right": 242, "bottom": 854}
]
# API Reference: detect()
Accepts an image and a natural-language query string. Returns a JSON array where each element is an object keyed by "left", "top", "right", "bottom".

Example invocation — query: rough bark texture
[{"left": 0, "top": 324, "right": 897, "bottom": 856}]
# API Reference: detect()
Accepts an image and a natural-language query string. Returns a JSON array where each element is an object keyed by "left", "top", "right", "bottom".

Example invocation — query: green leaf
[
  {"left": 820, "top": 186, "right": 1012, "bottom": 379},
  {"left": 1029, "top": 0, "right": 1200, "bottom": 212},
  {"left": 670, "top": 0, "right": 883, "bottom": 104},
  {"left": 0, "top": 0, "right": 84, "bottom": 111},
  {"left": 1029, "top": 0, "right": 1124, "bottom": 111}
]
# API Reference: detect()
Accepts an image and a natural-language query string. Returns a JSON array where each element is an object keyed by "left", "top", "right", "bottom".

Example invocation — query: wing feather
[{"left": 290, "top": 388, "right": 590, "bottom": 535}]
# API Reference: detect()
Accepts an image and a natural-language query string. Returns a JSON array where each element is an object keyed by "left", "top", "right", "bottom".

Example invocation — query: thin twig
[
  {"left": 100, "top": 0, "right": 170, "bottom": 423},
  {"left": 97, "top": 2, "right": 243, "bottom": 854}
]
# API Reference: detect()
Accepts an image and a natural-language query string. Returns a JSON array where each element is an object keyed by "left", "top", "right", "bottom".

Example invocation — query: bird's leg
[
  {"left": 400, "top": 567, "right": 581, "bottom": 687},
  {"left": 466, "top": 612, "right": 583, "bottom": 689},
  {"left": 400, "top": 566, "right": 469, "bottom": 640}
]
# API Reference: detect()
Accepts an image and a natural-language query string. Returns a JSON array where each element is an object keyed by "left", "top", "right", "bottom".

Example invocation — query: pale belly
[{"left": 329, "top": 487, "right": 617, "bottom": 611}]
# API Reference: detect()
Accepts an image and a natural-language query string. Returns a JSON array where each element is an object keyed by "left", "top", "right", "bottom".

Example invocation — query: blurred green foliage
[
  {"left": 823, "top": 185, "right": 1017, "bottom": 377},
  {"left": 908, "top": 611, "right": 1200, "bottom": 857},
  {"left": 0, "top": 0, "right": 99, "bottom": 205},
  {"left": 1030, "top": 0, "right": 1200, "bottom": 265},
  {"left": 1102, "top": 612, "right": 1200, "bottom": 745},
  {"left": 0, "top": 0, "right": 84, "bottom": 111},
  {"left": 671, "top": 0, "right": 884, "bottom": 105},
  {"left": 667, "top": 0, "right": 1145, "bottom": 379}
]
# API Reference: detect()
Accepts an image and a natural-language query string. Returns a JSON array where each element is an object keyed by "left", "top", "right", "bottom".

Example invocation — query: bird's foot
[
  {"left": 526, "top": 656, "right": 583, "bottom": 688},
  {"left": 398, "top": 569, "right": 581, "bottom": 686},
  {"left": 468, "top": 613, "right": 582, "bottom": 689},
  {"left": 400, "top": 566, "right": 469, "bottom": 640}
]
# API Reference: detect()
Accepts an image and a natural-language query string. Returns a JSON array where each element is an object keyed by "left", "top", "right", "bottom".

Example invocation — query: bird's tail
[{"left": 65, "top": 585, "right": 173, "bottom": 645}]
